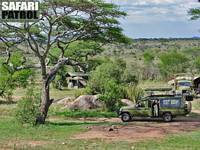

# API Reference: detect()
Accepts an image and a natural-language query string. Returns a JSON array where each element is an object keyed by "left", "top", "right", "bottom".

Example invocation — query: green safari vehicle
[{"left": 119, "top": 95, "right": 192, "bottom": 122}]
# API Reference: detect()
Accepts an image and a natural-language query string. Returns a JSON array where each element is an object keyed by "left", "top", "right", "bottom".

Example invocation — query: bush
[
  {"left": 195, "top": 56, "right": 200, "bottom": 72},
  {"left": 125, "top": 84, "right": 144, "bottom": 103},
  {"left": 86, "top": 58, "right": 137, "bottom": 111},
  {"left": 143, "top": 51, "right": 154, "bottom": 63},
  {"left": 0, "top": 52, "right": 33, "bottom": 100},
  {"left": 159, "top": 51, "right": 189, "bottom": 78},
  {"left": 100, "top": 80, "right": 124, "bottom": 111},
  {"left": 16, "top": 88, "right": 40, "bottom": 126},
  {"left": 86, "top": 59, "right": 126, "bottom": 94},
  {"left": 121, "top": 69, "right": 138, "bottom": 84}
]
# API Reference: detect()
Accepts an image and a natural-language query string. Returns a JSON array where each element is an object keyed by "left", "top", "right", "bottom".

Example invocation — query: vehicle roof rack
[
  {"left": 144, "top": 87, "right": 173, "bottom": 92},
  {"left": 148, "top": 94, "right": 176, "bottom": 97}
]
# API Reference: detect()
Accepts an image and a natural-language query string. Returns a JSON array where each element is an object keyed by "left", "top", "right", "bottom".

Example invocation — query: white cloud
[{"left": 106, "top": 0, "right": 200, "bottom": 23}]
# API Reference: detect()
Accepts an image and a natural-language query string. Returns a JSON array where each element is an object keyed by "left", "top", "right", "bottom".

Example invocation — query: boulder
[
  {"left": 68, "top": 95, "right": 104, "bottom": 110},
  {"left": 121, "top": 99, "right": 134, "bottom": 106},
  {"left": 54, "top": 97, "right": 75, "bottom": 106}
]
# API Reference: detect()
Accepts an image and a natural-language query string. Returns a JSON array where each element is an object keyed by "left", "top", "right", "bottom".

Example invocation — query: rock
[
  {"left": 108, "top": 128, "right": 114, "bottom": 132},
  {"left": 54, "top": 97, "right": 75, "bottom": 105},
  {"left": 121, "top": 99, "right": 134, "bottom": 106},
  {"left": 86, "top": 126, "right": 92, "bottom": 130},
  {"left": 68, "top": 95, "right": 104, "bottom": 110},
  {"left": 108, "top": 125, "right": 118, "bottom": 132}
]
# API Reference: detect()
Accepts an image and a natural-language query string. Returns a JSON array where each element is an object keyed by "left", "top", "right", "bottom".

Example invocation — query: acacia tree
[
  {"left": 189, "top": 8, "right": 200, "bottom": 20},
  {"left": 0, "top": 0, "right": 128, "bottom": 124}
]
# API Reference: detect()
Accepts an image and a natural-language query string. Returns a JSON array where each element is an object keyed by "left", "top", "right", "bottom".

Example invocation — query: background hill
[{"left": 102, "top": 38, "right": 200, "bottom": 80}]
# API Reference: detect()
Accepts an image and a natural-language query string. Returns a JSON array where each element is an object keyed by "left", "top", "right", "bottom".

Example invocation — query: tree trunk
[
  {"left": 36, "top": 59, "right": 53, "bottom": 124},
  {"left": 36, "top": 80, "right": 53, "bottom": 124}
]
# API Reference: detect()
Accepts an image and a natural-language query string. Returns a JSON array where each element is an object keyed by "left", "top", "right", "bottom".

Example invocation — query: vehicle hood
[{"left": 120, "top": 105, "right": 136, "bottom": 111}]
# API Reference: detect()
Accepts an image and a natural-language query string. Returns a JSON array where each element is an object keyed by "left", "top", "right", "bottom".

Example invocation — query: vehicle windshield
[{"left": 177, "top": 81, "right": 192, "bottom": 87}]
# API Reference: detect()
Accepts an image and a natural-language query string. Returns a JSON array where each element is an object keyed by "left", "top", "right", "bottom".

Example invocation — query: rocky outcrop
[
  {"left": 67, "top": 95, "right": 104, "bottom": 110},
  {"left": 54, "top": 97, "right": 75, "bottom": 105}
]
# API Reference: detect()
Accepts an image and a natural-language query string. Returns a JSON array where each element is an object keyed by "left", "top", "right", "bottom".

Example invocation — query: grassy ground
[
  {"left": 192, "top": 99, "right": 200, "bottom": 110},
  {"left": 49, "top": 108, "right": 117, "bottom": 118},
  {"left": 13, "top": 87, "right": 81, "bottom": 101},
  {"left": 1, "top": 115, "right": 200, "bottom": 150},
  {"left": 1, "top": 101, "right": 200, "bottom": 150}
]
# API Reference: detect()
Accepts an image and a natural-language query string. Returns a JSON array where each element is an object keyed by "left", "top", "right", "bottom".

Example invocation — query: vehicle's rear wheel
[
  {"left": 121, "top": 113, "right": 131, "bottom": 122},
  {"left": 163, "top": 113, "right": 172, "bottom": 122}
]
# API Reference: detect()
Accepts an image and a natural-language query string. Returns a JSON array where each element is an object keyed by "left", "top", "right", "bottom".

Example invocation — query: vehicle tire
[
  {"left": 121, "top": 113, "right": 131, "bottom": 122},
  {"left": 163, "top": 113, "right": 172, "bottom": 122}
]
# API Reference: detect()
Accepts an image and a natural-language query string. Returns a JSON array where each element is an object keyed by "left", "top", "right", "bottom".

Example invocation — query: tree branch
[{"left": 45, "top": 57, "right": 84, "bottom": 87}]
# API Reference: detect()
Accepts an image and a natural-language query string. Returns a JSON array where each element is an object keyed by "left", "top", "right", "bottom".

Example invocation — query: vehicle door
[{"left": 135, "top": 101, "right": 151, "bottom": 117}]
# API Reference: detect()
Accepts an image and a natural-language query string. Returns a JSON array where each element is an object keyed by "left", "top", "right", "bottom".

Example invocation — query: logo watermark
[{"left": 0, "top": 0, "right": 39, "bottom": 22}]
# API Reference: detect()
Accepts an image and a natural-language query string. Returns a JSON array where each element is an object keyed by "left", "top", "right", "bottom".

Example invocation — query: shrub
[
  {"left": 143, "top": 51, "right": 154, "bottom": 63},
  {"left": 86, "top": 58, "right": 138, "bottom": 111},
  {"left": 87, "top": 59, "right": 126, "bottom": 94},
  {"left": 126, "top": 84, "right": 144, "bottom": 103},
  {"left": 16, "top": 88, "right": 40, "bottom": 126},
  {"left": 159, "top": 51, "right": 189, "bottom": 78},
  {"left": 0, "top": 52, "right": 32, "bottom": 100},
  {"left": 121, "top": 69, "right": 138, "bottom": 84},
  {"left": 195, "top": 56, "right": 200, "bottom": 72},
  {"left": 100, "top": 80, "right": 124, "bottom": 111}
]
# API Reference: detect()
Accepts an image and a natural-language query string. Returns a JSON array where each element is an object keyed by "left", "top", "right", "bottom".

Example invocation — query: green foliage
[
  {"left": 65, "top": 41, "right": 104, "bottom": 60},
  {"left": 159, "top": 51, "right": 189, "bottom": 77},
  {"left": 12, "top": 69, "right": 33, "bottom": 88},
  {"left": 195, "top": 56, "right": 200, "bottom": 72},
  {"left": 143, "top": 51, "right": 154, "bottom": 63},
  {"left": 0, "top": 52, "right": 32, "bottom": 100},
  {"left": 50, "top": 108, "right": 116, "bottom": 118},
  {"left": 86, "top": 58, "right": 138, "bottom": 111},
  {"left": 189, "top": 8, "right": 200, "bottom": 20},
  {"left": 16, "top": 87, "right": 40, "bottom": 126},
  {"left": 10, "top": 52, "right": 25, "bottom": 69},
  {"left": 87, "top": 59, "right": 125, "bottom": 94},
  {"left": 121, "top": 69, "right": 138, "bottom": 85},
  {"left": 86, "top": 57, "right": 110, "bottom": 72},
  {"left": 125, "top": 84, "right": 144, "bottom": 103},
  {"left": 100, "top": 80, "right": 124, "bottom": 111},
  {"left": 52, "top": 66, "right": 68, "bottom": 90}
]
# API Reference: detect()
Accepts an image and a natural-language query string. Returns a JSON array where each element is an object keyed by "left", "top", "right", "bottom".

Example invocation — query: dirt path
[{"left": 72, "top": 110, "right": 200, "bottom": 142}]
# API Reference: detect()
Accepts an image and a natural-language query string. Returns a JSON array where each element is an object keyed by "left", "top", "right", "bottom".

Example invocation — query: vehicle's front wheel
[
  {"left": 121, "top": 113, "right": 131, "bottom": 122},
  {"left": 163, "top": 113, "right": 172, "bottom": 122}
]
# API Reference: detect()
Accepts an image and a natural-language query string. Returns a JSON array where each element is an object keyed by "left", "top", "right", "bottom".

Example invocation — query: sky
[{"left": 106, "top": 0, "right": 200, "bottom": 39}]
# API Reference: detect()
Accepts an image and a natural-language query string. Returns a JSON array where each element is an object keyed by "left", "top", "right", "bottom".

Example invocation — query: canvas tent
[{"left": 66, "top": 72, "right": 88, "bottom": 89}]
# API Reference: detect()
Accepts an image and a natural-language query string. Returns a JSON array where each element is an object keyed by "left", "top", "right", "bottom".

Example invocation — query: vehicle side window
[{"left": 160, "top": 98, "right": 181, "bottom": 108}]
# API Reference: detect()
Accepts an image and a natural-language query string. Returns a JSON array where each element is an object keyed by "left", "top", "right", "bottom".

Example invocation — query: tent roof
[{"left": 66, "top": 72, "right": 88, "bottom": 77}]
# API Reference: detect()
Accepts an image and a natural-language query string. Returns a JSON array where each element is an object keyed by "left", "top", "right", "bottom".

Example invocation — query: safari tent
[{"left": 66, "top": 72, "right": 88, "bottom": 89}]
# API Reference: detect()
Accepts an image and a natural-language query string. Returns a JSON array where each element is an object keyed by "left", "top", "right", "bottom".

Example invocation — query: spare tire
[{"left": 163, "top": 113, "right": 172, "bottom": 122}]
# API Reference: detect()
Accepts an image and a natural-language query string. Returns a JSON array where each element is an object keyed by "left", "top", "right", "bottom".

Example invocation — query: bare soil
[{"left": 72, "top": 111, "right": 200, "bottom": 142}]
